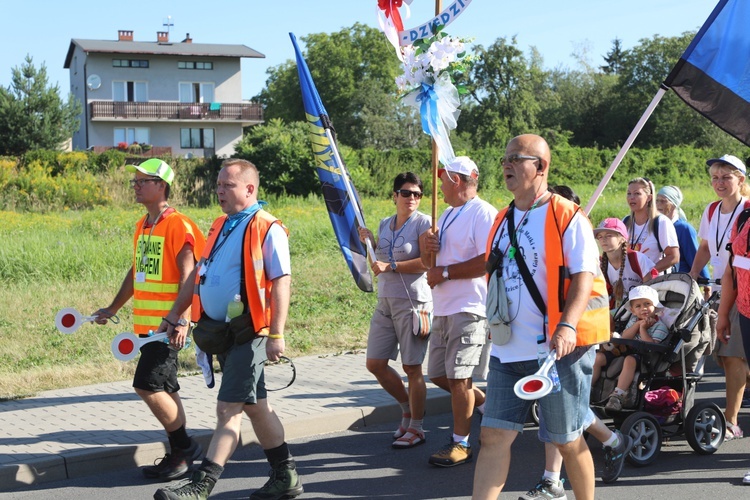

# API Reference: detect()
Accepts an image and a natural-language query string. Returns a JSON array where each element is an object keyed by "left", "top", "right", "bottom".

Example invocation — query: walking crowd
[{"left": 87, "top": 139, "right": 750, "bottom": 499}]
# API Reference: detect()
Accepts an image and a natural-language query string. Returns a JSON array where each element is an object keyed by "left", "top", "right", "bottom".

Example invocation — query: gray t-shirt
[{"left": 374, "top": 211, "right": 432, "bottom": 302}]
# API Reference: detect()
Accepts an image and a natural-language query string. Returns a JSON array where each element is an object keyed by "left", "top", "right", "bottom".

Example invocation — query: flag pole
[
  {"left": 584, "top": 86, "right": 668, "bottom": 215},
  {"left": 431, "top": 0, "right": 442, "bottom": 267}
]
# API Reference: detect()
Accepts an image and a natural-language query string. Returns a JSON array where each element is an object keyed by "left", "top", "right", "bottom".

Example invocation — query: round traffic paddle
[{"left": 514, "top": 350, "right": 558, "bottom": 401}]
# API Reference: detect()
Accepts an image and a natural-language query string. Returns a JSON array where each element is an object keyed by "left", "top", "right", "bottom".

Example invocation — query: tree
[
  {"left": 0, "top": 56, "right": 81, "bottom": 156},
  {"left": 600, "top": 38, "right": 625, "bottom": 75},
  {"left": 256, "top": 23, "right": 407, "bottom": 149}
]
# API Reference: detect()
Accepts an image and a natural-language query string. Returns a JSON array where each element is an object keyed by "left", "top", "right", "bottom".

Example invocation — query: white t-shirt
[
  {"left": 432, "top": 196, "right": 498, "bottom": 317},
  {"left": 698, "top": 197, "right": 748, "bottom": 289},
  {"left": 489, "top": 203, "right": 600, "bottom": 362},
  {"left": 628, "top": 214, "right": 679, "bottom": 268},
  {"left": 606, "top": 250, "right": 655, "bottom": 296}
]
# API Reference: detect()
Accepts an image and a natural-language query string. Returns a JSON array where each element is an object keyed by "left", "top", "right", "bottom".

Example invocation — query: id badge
[
  {"left": 733, "top": 255, "right": 750, "bottom": 271},
  {"left": 135, "top": 272, "right": 146, "bottom": 283},
  {"left": 710, "top": 255, "right": 722, "bottom": 273}
]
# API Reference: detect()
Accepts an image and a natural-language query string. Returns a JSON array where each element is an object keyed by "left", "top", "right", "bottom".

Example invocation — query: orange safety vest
[
  {"left": 191, "top": 210, "right": 288, "bottom": 337},
  {"left": 486, "top": 194, "right": 610, "bottom": 346},
  {"left": 132, "top": 211, "right": 206, "bottom": 335}
]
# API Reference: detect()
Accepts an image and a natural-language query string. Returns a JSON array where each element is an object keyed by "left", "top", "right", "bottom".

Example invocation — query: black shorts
[{"left": 132, "top": 341, "right": 180, "bottom": 393}]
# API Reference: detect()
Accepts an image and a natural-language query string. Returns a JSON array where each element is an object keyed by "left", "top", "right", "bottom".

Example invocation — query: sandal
[
  {"left": 393, "top": 425, "right": 408, "bottom": 439},
  {"left": 726, "top": 422, "right": 744, "bottom": 440},
  {"left": 392, "top": 428, "right": 425, "bottom": 449}
]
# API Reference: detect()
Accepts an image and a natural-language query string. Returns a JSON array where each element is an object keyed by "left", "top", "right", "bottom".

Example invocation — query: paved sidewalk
[{"left": 0, "top": 351, "right": 452, "bottom": 492}]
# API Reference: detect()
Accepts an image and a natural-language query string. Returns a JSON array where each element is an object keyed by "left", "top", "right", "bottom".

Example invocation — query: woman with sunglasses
[
  {"left": 624, "top": 177, "right": 680, "bottom": 274},
  {"left": 358, "top": 172, "right": 432, "bottom": 448}
]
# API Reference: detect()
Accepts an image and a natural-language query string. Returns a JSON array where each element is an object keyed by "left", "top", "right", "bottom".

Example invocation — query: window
[
  {"left": 179, "top": 82, "right": 214, "bottom": 103},
  {"left": 114, "top": 127, "right": 149, "bottom": 146},
  {"left": 178, "top": 61, "right": 213, "bottom": 70},
  {"left": 113, "top": 59, "right": 149, "bottom": 68},
  {"left": 113, "top": 81, "right": 147, "bottom": 102},
  {"left": 180, "top": 128, "right": 214, "bottom": 148}
]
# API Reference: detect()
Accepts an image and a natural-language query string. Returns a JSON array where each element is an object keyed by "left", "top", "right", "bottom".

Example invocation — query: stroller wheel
[
  {"left": 685, "top": 401, "right": 726, "bottom": 454},
  {"left": 621, "top": 412, "right": 662, "bottom": 466}
]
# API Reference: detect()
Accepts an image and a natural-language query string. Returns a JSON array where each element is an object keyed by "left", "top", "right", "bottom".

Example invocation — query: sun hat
[
  {"left": 593, "top": 218, "right": 629, "bottom": 241},
  {"left": 706, "top": 154, "right": 746, "bottom": 176},
  {"left": 125, "top": 159, "right": 175, "bottom": 186},
  {"left": 438, "top": 156, "right": 479, "bottom": 179},
  {"left": 628, "top": 285, "right": 662, "bottom": 309}
]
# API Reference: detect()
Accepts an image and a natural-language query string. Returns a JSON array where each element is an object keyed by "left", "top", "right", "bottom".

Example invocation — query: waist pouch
[{"left": 193, "top": 313, "right": 255, "bottom": 354}]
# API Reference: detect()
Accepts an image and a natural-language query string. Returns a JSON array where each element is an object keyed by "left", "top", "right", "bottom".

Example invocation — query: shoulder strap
[
  {"left": 507, "top": 203, "right": 546, "bottom": 318},
  {"left": 626, "top": 249, "right": 643, "bottom": 278},
  {"left": 653, "top": 216, "right": 663, "bottom": 254},
  {"left": 707, "top": 200, "right": 721, "bottom": 223}
]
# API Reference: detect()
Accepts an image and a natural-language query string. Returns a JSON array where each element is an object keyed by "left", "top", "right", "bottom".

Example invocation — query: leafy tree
[
  {"left": 600, "top": 38, "right": 625, "bottom": 75},
  {"left": 0, "top": 56, "right": 81, "bottom": 156}
]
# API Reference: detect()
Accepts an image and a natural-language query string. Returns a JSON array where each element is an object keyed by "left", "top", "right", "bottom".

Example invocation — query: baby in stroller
[{"left": 594, "top": 285, "right": 669, "bottom": 411}]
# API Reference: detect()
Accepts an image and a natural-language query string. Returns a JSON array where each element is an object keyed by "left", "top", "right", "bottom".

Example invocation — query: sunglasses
[
  {"left": 129, "top": 178, "right": 162, "bottom": 187},
  {"left": 395, "top": 189, "right": 423, "bottom": 199},
  {"left": 501, "top": 154, "right": 541, "bottom": 165}
]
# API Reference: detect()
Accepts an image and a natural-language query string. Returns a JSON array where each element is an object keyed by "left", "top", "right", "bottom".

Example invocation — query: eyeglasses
[
  {"left": 129, "top": 178, "right": 161, "bottom": 187},
  {"left": 396, "top": 189, "right": 423, "bottom": 199},
  {"left": 501, "top": 154, "right": 541, "bottom": 165}
]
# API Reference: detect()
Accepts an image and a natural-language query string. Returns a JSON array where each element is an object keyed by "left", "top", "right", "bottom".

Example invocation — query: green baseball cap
[{"left": 125, "top": 159, "right": 175, "bottom": 186}]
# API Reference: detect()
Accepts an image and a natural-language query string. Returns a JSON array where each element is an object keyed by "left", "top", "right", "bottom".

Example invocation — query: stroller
[{"left": 590, "top": 273, "right": 724, "bottom": 466}]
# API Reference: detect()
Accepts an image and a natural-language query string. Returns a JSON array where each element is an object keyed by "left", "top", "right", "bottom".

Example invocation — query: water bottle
[
  {"left": 537, "top": 334, "right": 561, "bottom": 393},
  {"left": 226, "top": 294, "right": 243, "bottom": 322}
]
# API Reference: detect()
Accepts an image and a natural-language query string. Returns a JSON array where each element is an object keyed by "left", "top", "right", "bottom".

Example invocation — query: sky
[{"left": 1, "top": 0, "right": 717, "bottom": 101}]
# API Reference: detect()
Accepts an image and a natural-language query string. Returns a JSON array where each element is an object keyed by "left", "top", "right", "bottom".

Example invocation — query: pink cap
[{"left": 593, "top": 218, "right": 628, "bottom": 241}]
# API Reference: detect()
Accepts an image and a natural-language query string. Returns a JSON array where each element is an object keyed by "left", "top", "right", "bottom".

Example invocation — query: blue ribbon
[{"left": 416, "top": 83, "right": 440, "bottom": 136}]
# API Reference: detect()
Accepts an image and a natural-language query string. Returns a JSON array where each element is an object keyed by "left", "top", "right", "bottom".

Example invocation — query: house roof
[{"left": 64, "top": 39, "right": 265, "bottom": 68}]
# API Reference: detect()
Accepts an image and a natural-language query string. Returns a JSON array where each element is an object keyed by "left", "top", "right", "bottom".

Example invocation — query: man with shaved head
[{"left": 472, "top": 135, "right": 610, "bottom": 500}]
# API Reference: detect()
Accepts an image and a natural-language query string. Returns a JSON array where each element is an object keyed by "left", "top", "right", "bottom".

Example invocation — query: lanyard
[
  {"left": 439, "top": 198, "right": 472, "bottom": 247},
  {"left": 139, "top": 205, "right": 170, "bottom": 266},
  {"left": 206, "top": 203, "right": 263, "bottom": 265},
  {"left": 715, "top": 200, "right": 741, "bottom": 256},
  {"left": 388, "top": 212, "right": 415, "bottom": 262},
  {"left": 493, "top": 191, "right": 548, "bottom": 259},
  {"left": 629, "top": 219, "right": 649, "bottom": 250}
]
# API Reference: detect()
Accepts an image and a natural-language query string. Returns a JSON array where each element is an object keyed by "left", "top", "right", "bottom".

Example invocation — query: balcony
[{"left": 90, "top": 101, "right": 263, "bottom": 123}]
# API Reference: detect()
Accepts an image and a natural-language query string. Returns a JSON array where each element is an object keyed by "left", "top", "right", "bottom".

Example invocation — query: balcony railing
[{"left": 90, "top": 101, "right": 263, "bottom": 122}]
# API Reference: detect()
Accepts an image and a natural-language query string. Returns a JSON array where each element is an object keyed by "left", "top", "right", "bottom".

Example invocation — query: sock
[
  {"left": 475, "top": 402, "right": 486, "bottom": 415},
  {"left": 543, "top": 469, "right": 561, "bottom": 482},
  {"left": 613, "top": 387, "right": 626, "bottom": 396},
  {"left": 168, "top": 425, "right": 191, "bottom": 450},
  {"left": 264, "top": 442, "right": 292, "bottom": 468},
  {"left": 409, "top": 418, "right": 424, "bottom": 434},
  {"left": 399, "top": 401, "right": 411, "bottom": 429},
  {"left": 453, "top": 433, "right": 469, "bottom": 445},
  {"left": 602, "top": 432, "right": 619, "bottom": 448},
  {"left": 198, "top": 458, "right": 224, "bottom": 482}
]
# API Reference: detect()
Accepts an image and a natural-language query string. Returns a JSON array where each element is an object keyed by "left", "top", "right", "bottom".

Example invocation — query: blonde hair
[
  {"left": 627, "top": 177, "right": 658, "bottom": 238},
  {"left": 600, "top": 235, "right": 628, "bottom": 309},
  {"left": 709, "top": 163, "right": 750, "bottom": 198}
]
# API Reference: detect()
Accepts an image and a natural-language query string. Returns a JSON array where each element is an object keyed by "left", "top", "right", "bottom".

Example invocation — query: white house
[{"left": 64, "top": 30, "right": 264, "bottom": 157}]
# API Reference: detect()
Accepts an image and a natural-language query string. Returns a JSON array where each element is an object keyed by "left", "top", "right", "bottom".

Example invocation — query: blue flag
[
  {"left": 664, "top": 0, "right": 750, "bottom": 146},
  {"left": 290, "top": 33, "right": 373, "bottom": 292}
]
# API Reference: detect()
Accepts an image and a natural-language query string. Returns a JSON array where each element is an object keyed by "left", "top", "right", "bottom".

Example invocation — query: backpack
[
  {"left": 602, "top": 249, "right": 654, "bottom": 301},
  {"left": 728, "top": 208, "right": 750, "bottom": 286},
  {"left": 707, "top": 199, "right": 750, "bottom": 223},
  {"left": 623, "top": 215, "right": 663, "bottom": 253}
]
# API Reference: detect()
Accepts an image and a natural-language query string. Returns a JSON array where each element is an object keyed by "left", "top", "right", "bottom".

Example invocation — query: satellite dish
[{"left": 87, "top": 74, "right": 102, "bottom": 91}]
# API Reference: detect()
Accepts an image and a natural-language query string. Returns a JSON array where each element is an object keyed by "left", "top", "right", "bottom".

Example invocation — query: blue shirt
[{"left": 673, "top": 218, "right": 708, "bottom": 278}]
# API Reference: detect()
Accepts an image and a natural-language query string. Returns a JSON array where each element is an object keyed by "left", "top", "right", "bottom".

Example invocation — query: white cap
[
  {"left": 438, "top": 156, "right": 479, "bottom": 179},
  {"left": 628, "top": 285, "right": 662, "bottom": 309},
  {"left": 706, "top": 154, "right": 746, "bottom": 175}
]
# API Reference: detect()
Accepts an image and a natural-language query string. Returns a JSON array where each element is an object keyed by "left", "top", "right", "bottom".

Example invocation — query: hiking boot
[
  {"left": 249, "top": 459, "right": 304, "bottom": 499},
  {"left": 518, "top": 477, "right": 567, "bottom": 499},
  {"left": 602, "top": 430, "right": 633, "bottom": 483},
  {"left": 153, "top": 470, "right": 215, "bottom": 500},
  {"left": 605, "top": 393, "right": 624, "bottom": 412},
  {"left": 428, "top": 438, "right": 472, "bottom": 467},
  {"left": 144, "top": 438, "right": 203, "bottom": 480}
]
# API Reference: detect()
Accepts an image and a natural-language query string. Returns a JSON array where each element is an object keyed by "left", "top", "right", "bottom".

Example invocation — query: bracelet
[
  {"left": 268, "top": 334, "right": 284, "bottom": 339},
  {"left": 162, "top": 317, "right": 177, "bottom": 327},
  {"left": 557, "top": 321, "right": 577, "bottom": 333}
]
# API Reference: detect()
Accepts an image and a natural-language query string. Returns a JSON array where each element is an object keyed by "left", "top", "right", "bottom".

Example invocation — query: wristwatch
[
  {"left": 442, "top": 266, "right": 450, "bottom": 280},
  {"left": 176, "top": 318, "right": 189, "bottom": 327},
  {"left": 390, "top": 261, "right": 397, "bottom": 271}
]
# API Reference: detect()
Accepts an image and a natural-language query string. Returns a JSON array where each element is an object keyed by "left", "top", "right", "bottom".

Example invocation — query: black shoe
[
  {"left": 249, "top": 459, "right": 304, "bottom": 500},
  {"left": 602, "top": 430, "right": 633, "bottom": 483},
  {"left": 144, "top": 438, "right": 203, "bottom": 480},
  {"left": 154, "top": 470, "right": 215, "bottom": 500}
]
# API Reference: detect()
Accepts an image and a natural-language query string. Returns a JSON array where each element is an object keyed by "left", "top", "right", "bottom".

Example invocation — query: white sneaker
[{"left": 743, "top": 470, "right": 750, "bottom": 485}]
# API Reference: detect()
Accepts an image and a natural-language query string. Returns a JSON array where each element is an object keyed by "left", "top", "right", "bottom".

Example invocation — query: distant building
[{"left": 64, "top": 30, "right": 264, "bottom": 157}]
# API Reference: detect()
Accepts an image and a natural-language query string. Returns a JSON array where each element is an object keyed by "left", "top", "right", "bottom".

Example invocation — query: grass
[{"left": 0, "top": 180, "right": 719, "bottom": 399}]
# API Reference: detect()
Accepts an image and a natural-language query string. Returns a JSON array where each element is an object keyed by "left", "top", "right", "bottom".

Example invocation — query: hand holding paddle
[{"left": 514, "top": 349, "right": 559, "bottom": 400}]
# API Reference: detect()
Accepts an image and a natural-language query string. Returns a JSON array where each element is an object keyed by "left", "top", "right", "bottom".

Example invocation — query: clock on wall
[{"left": 86, "top": 74, "right": 101, "bottom": 91}]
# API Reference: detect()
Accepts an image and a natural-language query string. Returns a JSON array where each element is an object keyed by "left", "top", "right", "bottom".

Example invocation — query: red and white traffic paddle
[
  {"left": 55, "top": 308, "right": 99, "bottom": 334},
  {"left": 111, "top": 332, "right": 168, "bottom": 361},
  {"left": 514, "top": 350, "right": 558, "bottom": 400}
]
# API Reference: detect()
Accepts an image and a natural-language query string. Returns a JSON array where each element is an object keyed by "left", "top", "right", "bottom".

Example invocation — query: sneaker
[
  {"left": 605, "top": 393, "right": 624, "bottom": 412},
  {"left": 518, "top": 477, "right": 567, "bottom": 499},
  {"left": 249, "top": 459, "right": 304, "bottom": 499},
  {"left": 144, "top": 438, "right": 203, "bottom": 480},
  {"left": 743, "top": 470, "right": 750, "bottom": 485},
  {"left": 601, "top": 430, "right": 633, "bottom": 483},
  {"left": 428, "top": 438, "right": 472, "bottom": 467},
  {"left": 153, "top": 470, "right": 215, "bottom": 500}
]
